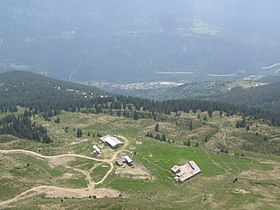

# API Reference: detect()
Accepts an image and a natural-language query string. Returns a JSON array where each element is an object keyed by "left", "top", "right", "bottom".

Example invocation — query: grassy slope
[{"left": 0, "top": 111, "right": 279, "bottom": 209}]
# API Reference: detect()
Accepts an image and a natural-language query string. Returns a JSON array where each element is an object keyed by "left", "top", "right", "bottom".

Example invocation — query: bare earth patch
[
  {"left": 60, "top": 173, "right": 73, "bottom": 179},
  {"left": 42, "top": 186, "right": 119, "bottom": 199},
  {"left": 0, "top": 186, "right": 120, "bottom": 209},
  {"left": 136, "top": 140, "right": 143, "bottom": 145},
  {"left": 233, "top": 188, "right": 250, "bottom": 194},
  {"left": 48, "top": 156, "right": 76, "bottom": 168},
  {"left": 115, "top": 163, "right": 153, "bottom": 180}
]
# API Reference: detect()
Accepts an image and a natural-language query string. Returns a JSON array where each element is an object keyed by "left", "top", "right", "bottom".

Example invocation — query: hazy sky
[
  {"left": 1, "top": 0, "right": 280, "bottom": 82},
  {"left": 1, "top": 0, "right": 279, "bottom": 40}
]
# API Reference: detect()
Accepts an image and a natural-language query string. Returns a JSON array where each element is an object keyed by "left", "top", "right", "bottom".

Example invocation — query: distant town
[{"left": 86, "top": 81, "right": 185, "bottom": 90}]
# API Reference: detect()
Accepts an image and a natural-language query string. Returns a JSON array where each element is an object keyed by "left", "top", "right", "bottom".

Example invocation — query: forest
[{"left": 1, "top": 71, "right": 280, "bottom": 143}]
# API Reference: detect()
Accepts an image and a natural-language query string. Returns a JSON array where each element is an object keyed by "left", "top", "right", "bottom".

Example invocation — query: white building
[
  {"left": 172, "top": 161, "right": 201, "bottom": 183},
  {"left": 116, "top": 155, "right": 134, "bottom": 166},
  {"left": 123, "top": 156, "right": 133, "bottom": 166},
  {"left": 93, "top": 145, "right": 101, "bottom": 154},
  {"left": 100, "top": 135, "right": 123, "bottom": 149}
]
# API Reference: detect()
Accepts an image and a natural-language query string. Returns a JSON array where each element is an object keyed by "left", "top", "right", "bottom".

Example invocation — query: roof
[
  {"left": 100, "top": 135, "right": 110, "bottom": 142},
  {"left": 100, "top": 135, "right": 123, "bottom": 147},
  {"left": 93, "top": 145, "right": 101, "bottom": 153},
  {"left": 189, "top": 161, "right": 201, "bottom": 173},
  {"left": 123, "top": 156, "right": 133, "bottom": 163},
  {"left": 116, "top": 157, "right": 125, "bottom": 166},
  {"left": 171, "top": 165, "right": 181, "bottom": 174},
  {"left": 174, "top": 161, "right": 201, "bottom": 182}
]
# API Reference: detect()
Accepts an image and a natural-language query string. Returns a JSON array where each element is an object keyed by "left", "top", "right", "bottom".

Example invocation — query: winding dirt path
[
  {"left": 221, "top": 128, "right": 227, "bottom": 145},
  {"left": 0, "top": 138, "right": 128, "bottom": 209},
  {"left": 0, "top": 149, "right": 109, "bottom": 163},
  {"left": 202, "top": 147, "right": 233, "bottom": 176}
]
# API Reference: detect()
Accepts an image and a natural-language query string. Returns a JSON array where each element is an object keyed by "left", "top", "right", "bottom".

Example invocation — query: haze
[{"left": 1, "top": 0, "right": 280, "bottom": 82}]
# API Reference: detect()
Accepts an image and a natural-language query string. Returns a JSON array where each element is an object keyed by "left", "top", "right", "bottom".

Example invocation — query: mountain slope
[
  {"left": 1, "top": 71, "right": 279, "bottom": 126},
  {"left": 216, "top": 82, "right": 280, "bottom": 111},
  {"left": 120, "top": 78, "right": 280, "bottom": 115},
  {"left": 0, "top": 71, "right": 103, "bottom": 112}
]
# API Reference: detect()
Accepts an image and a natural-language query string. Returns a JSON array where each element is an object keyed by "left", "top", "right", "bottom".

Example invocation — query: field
[{"left": 0, "top": 111, "right": 280, "bottom": 209}]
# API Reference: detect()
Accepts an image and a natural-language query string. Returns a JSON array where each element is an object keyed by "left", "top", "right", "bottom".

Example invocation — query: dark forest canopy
[{"left": 0, "top": 111, "right": 52, "bottom": 143}]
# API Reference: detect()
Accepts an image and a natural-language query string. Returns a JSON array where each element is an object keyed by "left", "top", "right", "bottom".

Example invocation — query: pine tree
[
  {"left": 208, "top": 109, "right": 213, "bottom": 118},
  {"left": 54, "top": 117, "right": 60, "bottom": 124},
  {"left": 203, "top": 115, "right": 208, "bottom": 121},
  {"left": 189, "top": 120, "right": 193, "bottom": 131},
  {"left": 184, "top": 139, "right": 191, "bottom": 146},
  {"left": 133, "top": 111, "right": 139, "bottom": 120},
  {"left": 155, "top": 134, "right": 161, "bottom": 140},
  {"left": 161, "top": 134, "right": 167, "bottom": 141},
  {"left": 76, "top": 128, "right": 83, "bottom": 138},
  {"left": 155, "top": 123, "right": 160, "bottom": 132}
]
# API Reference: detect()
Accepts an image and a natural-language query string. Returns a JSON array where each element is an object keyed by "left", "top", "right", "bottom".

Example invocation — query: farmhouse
[
  {"left": 116, "top": 155, "right": 134, "bottom": 166},
  {"left": 92, "top": 145, "right": 101, "bottom": 154},
  {"left": 100, "top": 135, "right": 123, "bottom": 149},
  {"left": 172, "top": 161, "right": 201, "bottom": 183},
  {"left": 116, "top": 157, "right": 126, "bottom": 166},
  {"left": 124, "top": 155, "right": 133, "bottom": 166}
]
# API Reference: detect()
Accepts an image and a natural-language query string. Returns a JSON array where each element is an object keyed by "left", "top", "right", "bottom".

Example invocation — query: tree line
[{"left": 0, "top": 111, "right": 52, "bottom": 143}]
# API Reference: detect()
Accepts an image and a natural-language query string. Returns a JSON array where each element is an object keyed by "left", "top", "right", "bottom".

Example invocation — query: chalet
[
  {"left": 116, "top": 157, "right": 126, "bottom": 166},
  {"left": 123, "top": 155, "right": 133, "bottom": 166},
  {"left": 92, "top": 145, "right": 101, "bottom": 154},
  {"left": 100, "top": 135, "right": 123, "bottom": 149},
  {"left": 172, "top": 161, "right": 201, "bottom": 183},
  {"left": 116, "top": 155, "right": 134, "bottom": 166}
]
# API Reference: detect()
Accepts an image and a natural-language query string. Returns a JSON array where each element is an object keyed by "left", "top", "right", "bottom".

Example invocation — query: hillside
[
  {"left": 118, "top": 78, "right": 280, "bottom": 115},
  {"left": 112, "top": 80, "right": 255, "bottom": 100},
  {"left": 0, "top": 109, "right": 279, "bottom": 209},
  {"left": 0, "top": 71, "right": 279, "bottom": 209},
  {"left": 216, "top": 82, "right": 280, "bottom": 111},
  {"left": 0, "top": 71, "right": 103, "bottom": 113}
]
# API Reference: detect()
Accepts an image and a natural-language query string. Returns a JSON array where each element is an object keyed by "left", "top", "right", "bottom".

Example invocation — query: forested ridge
[
  {"left": 119, "top": 77, "right": 280, "bottom": 116},
  {"left": 0, "top": 71, "right": 103, "bottom": 113},
  {"left": 215, "top": 82, "right": 280, "bottom": 111},
  {"left": 1, "top": 71, "right": 280, "bottom": 143}
]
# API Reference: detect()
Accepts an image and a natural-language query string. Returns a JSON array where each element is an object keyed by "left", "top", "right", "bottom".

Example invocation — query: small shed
[
  {"left": 116, "top": 157, "right": 126, "bottom": 166},
  {"left": 124, "top": 156, "right": 133, "bottom": 166},
  {"left": 93, "top": 145, "right": 101, "bottom": 154}
]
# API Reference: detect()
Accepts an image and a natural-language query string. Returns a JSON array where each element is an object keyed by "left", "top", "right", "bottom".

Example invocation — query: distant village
[{"left": 88, "top": 81, "right": 184, "bottom": 90}]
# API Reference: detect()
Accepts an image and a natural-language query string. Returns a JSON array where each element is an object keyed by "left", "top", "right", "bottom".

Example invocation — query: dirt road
[{"left": 0, "top": 138, "right": 128, "bottom": 209}]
